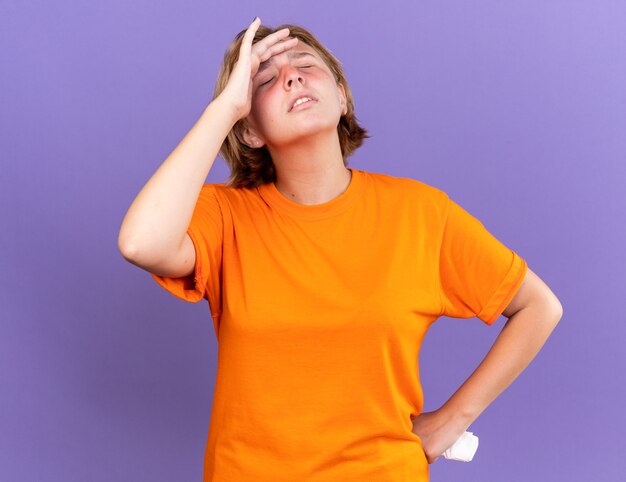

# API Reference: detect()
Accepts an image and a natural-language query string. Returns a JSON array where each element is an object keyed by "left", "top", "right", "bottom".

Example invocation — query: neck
[{"left": 268, "top": 130, "right": 351, "bottom": 205}]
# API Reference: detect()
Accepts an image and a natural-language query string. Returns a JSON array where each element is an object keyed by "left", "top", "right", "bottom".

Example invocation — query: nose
[{"left": 282, "top": 65, "right": 304, "bottom": 88}]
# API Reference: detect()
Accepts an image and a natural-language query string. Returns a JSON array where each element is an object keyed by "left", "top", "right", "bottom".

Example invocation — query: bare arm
[
  {"left": 118, "top": 18, "right": 299, "bottom": 275},
  {"left": 412, "top": 267, "right": 563, "bottom": 463},
  {"left": 117, "top": 98, "right": 238, "bottom": 267}
]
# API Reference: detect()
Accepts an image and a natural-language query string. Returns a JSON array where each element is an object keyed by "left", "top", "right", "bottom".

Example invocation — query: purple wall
[{"left": 2, "top": 1, "right": 624, "bottom": 480}]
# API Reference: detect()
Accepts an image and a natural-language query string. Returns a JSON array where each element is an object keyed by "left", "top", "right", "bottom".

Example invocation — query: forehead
[{"left": 256, "top": 44, "right": 324, "bottom": 74}]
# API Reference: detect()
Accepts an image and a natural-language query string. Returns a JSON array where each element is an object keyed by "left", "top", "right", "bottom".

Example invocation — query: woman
[{"left": 118, "top": 17, "right": 562, "bottom": 481}]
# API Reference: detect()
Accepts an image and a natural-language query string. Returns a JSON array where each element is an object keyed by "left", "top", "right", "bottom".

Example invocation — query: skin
[
  {"left": 219, "top": 18, "right": 352, "bottom": 205},
  {"left": 220, "top": 19, "right": 563, "bottom": 465},
  {"left": 411, "top": 267, "right": 562, "bottom": 463}
]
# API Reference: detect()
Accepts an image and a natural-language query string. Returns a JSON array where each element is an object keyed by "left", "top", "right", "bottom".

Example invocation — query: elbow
[
  {"left": 527, "top": 295, "right": 563, "bottom": 326},
  {"left": 539, "top": 284, "right": 563, "bottom": 327},
  {"left": 117, "top": 239, "right": 137, "bottom": 262},
  {"left": 542, "top": 299, "right": 563, "bottom": 332},
  {"left": 118, "top": 238, "right": 137, "bottom": 262},
  {"left": 118, "top": 223, "right": 148, "bottom": 262},
  {"left": 547, "top": 289, "right": 563, "bottom": 323},
  {"left": 554, "top": 298, "right": 563, "bottom": 319},
  {"left": 118, "top": 226, "right": 142, "bottom": 262},
  {"left": 517, "top": 298, "right": 563, "bottom": 333},
  {"left": 553, "top": 299, "right": 563, "bottom": 325},
  {"left": 117, "top": 230, "right": 175, "bottom": 269}
]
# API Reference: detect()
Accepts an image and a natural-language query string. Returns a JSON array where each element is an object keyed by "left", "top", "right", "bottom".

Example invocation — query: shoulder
[
  {"left": 198, "top": 182, "right": 266, "bottom": 216},
  {"left": 199, "top": 182, "right": 257, "bottom": 202},
  {"left": 360, "top": 169, "right": 449, "bottom": 209}
]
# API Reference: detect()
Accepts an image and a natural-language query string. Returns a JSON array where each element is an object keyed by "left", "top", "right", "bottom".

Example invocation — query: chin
[{"left": 278, "top": 117, "right": 340, "bottom": 141}]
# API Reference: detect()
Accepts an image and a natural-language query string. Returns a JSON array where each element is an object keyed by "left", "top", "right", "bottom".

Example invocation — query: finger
[
  {"left": 255, "top": 37, "right": 298, "bottom": 64},
  {"left": 251, "top": 27, "right": 291, "bottom": 54},
  {"left": 239, "top": 17, "right": 262, "bottom": 54}
]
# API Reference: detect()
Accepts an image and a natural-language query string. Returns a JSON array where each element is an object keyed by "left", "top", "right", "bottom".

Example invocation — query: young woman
[{"left": 118, "top": 17, "right": 562, "bottom": 481}]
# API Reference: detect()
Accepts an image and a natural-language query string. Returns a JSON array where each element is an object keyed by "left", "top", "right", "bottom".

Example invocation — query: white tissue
[{"left": 443, "top": 431, "right": 479, "bottom": 462}]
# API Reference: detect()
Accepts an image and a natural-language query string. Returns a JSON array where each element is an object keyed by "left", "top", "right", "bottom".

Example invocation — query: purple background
[{"left": 2, "top": 1, "right": 624, "bottom": 480}]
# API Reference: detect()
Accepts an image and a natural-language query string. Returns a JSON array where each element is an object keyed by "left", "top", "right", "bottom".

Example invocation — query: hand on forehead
[{"left": 257, "top": 44, "right": 320, "bottom": 74}]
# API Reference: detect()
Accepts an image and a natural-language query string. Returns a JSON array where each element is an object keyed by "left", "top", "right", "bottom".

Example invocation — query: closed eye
[{"left": 259, "top": 66, "right": 313, "bottom": 86}]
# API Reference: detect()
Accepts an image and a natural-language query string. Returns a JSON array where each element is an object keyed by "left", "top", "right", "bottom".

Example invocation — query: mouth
[{"left": 289, "top": 96, "right": 317, "bottom": 112}]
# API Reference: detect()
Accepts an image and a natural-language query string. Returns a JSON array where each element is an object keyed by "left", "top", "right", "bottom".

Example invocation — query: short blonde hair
[{"left": 212, "top": 23, "right": 370, "bottom": 189}]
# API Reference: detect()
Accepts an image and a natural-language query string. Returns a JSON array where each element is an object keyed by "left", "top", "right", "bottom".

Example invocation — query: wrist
[
  {"left": 208, "top": 95, "right": 242, "bottom": 128},
  {"left": 437, "top": 400, "right": 478, "bottom": 429},
  {"left": 209, "top": 93, "right": 243, "bottom": 127}
]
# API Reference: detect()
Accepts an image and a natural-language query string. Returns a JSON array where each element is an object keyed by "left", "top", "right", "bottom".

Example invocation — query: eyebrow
[{"left": 257, "top": 51, "right": 317, "bottom": 75}]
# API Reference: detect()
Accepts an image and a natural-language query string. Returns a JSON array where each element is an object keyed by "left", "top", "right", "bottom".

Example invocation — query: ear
[
  {"left": 241, "top": 121, "right": 265, "bottom": 149},
  {"left": 337, "top": 82, "right": 348, "bottom": 116}
]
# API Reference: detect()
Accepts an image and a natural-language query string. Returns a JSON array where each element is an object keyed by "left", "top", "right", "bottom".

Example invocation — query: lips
[{"left": 288, "top": 94, "right": 318, "bottom": 112}]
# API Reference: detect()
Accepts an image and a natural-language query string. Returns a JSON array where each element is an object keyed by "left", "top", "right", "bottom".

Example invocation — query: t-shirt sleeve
[
  {"left": 150, "top": 184, "right": 224, "bottom": 317},
  {"left": 438, "top": 193, "right": 527, "bottom": 325}
]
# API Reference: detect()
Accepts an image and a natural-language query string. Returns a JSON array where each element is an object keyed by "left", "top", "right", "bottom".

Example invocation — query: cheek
[
  {"left": 253, "top": 90, "right": 279, "bottom": 115},
  {"left": 249, "top": 95, "right": 277, "bottom": 134},
  {"left": 250, "top": 91, "right": 263, "bottom": 113}
]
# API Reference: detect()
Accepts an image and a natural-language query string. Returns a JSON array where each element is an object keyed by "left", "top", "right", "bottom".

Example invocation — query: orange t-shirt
[{"left": 151, "top": 167, "right": 527, "bottom": 481}]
